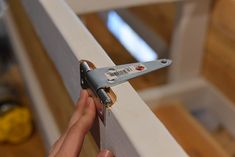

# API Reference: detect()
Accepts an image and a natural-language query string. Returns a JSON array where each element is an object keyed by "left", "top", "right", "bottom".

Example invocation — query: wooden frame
[
  {"left": 5, "top": 0, "right": 189, "bottom": 156},
  {"left": 5, "top": 0, "right": 231, "bottom": 156},
  {"left": 70, "top": 0, "right": 211, "bottom": 83}
]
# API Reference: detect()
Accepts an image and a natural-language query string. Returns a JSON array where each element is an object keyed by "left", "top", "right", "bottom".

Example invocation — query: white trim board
[
  {"left": 169, "top": 0, "right": 211, "bottom": 82},
  {"left": 20, "top": 0, "right": 188, "bottom": 156},
  {"left": 3, "top": 8, "right": 60, "bottom": 149},
  {"left": 66, "top": 0, "right": 184, "bottom": 14},
  {"left": 139, "top": 77, "right": 235, "bottom": 138}
]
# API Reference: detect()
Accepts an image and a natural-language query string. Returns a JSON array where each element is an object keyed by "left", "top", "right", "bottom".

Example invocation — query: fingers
[
  {"left": 68, "top": 90, "right": 89, "bottom": 127},
  {"left": 97, "top": 150, "right": 114, "bottom": 157},
  {"left": 49, "top": 89, "right": 114, "bottom": 157},
  {"left": 55, "top": 97, "right": 96, "bottom": 157},
  {"left": 48, "top": 132, "right": 68, "bottom": 157},
  {"left": 49, "top": 90, "right": 93, "bottom": 157}
]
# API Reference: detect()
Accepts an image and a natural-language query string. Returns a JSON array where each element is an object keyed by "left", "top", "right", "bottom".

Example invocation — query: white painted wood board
[
  {"left": 169, "top": 0, "right": 211, "bottom": 82},
  {"left": 3, "top": 8, "right": 60, "bottom": 149},
  {"left": 139, "top": 78, "right": 208, "bottom": 109},
  {"left": 205, "top": 82, "right": 235, "bottom": 138},
  {"left": 20, "top": 0, "right": 188, "bottom": 156},
  {"left": 139, "top": 77, "right": 235, "bottom": 138},
  {"left": 66, "top": 0, "right": 184, "bottom": 14}
]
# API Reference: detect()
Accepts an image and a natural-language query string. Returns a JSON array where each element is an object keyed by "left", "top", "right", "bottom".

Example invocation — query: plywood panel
[
  {"left": 154, "top": 103, "right": 229, "bottom": 157},
  {"left": 203, "top": 0, "right": 235, "bottom": 104}
]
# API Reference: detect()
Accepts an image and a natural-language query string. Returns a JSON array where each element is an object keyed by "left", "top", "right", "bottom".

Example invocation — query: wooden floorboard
[
  {"left": 154, "top": 103, "right": 230, "bottom": 157},
  {"left": 0, "top": 66, "right": 46, "bottom": 157},
  {"left": 0, "top": 130, "right": 45, "bottom": 157},
  {"left": 212, "top": 127, "right": 235, "bottom": 157}
]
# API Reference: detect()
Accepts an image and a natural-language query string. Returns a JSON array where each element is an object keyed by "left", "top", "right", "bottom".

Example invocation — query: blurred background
[{"left": 1, "top": 0, "right": 235, "bottom": 157}]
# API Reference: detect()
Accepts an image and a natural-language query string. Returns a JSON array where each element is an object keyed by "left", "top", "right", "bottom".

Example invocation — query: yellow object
[{"left": 0, "top": 107, "right": 32, "bottom": 144}]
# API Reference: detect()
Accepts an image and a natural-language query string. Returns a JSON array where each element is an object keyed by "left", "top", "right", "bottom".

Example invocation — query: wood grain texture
[
  {"left": 203, "top": 0, "right": 235, "bottom": 105},
  {"left": 80, "top": 13, "right": 167, "bottom": 90},
  {"left": 128, "top": 3, "right": 176, "bottom": 45},
  {"left": 19, "top": 0, "right": 188, "bottom": 156},
  {"left": 211, "top": 0, "right": 235, "bottom": 39},
  {"left": 154, "top": 103, "right": 229, "bottom": 157},
  {"left": 5, "top": 7, "right": 60, "bottom": 147},
  {"left": 7, "top": 0, "right": 98, "bottom": 156},
  {"left": 212, "top": 127, "right": 235, "bottom": 157},
  {"left": 0, "top": 130, "right": 45, "bottom": 157},
  {"left": 8, "top": 0, "right": 73, "bottom": 133}
]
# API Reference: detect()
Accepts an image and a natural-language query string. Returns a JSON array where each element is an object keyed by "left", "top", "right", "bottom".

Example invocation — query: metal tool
[{"left": 80, "top": 59, "right": 172, "bottom": 124}]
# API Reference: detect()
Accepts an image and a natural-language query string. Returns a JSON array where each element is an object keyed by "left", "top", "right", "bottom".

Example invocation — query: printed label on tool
[{"left": 105, "top": 64, "right": 146, "bottom": 80}]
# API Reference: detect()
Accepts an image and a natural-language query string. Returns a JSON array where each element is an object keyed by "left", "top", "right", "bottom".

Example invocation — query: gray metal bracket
[{"left": 80, "top": 59, "right": 171, "bottom": 124}]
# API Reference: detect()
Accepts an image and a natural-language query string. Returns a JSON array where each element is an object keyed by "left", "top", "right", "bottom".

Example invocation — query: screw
[
  {"left": 161, "top": 59, "right": 168, "bottom": 64},
  {"left": 108, "top": 78, "right": 115, "bottom": 83},
  {"left": 136, "top": 65, "right": 145, "bottom": 71}
]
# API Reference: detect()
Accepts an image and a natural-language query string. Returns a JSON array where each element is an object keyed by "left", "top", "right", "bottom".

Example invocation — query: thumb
[{"left": 97, "top": 150, "right": 113, "bottom": 157}]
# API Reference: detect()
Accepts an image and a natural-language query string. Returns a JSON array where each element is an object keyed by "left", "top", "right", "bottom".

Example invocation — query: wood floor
[
  {"left": 0, "top": 130, "right": 45, "bottom": 157},
  {"left": 0, "top": 66, "right": 46, "bottom": 157},
  {"left": 212, "top": 128, "right": 235, "bottom": 157},
  {"left": 154, "top": 103, "right": 230, "bottom": 157}
]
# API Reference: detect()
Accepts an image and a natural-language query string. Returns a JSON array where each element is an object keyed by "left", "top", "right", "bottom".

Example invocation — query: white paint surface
[
  {"left": 20, "top": 0, "right": 188, "bottom": 156},
  {"left": 66, "top": 0, "right": 184, "bottom": 14}
]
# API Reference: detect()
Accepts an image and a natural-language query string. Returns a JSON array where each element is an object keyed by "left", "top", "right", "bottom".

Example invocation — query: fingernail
[
  {"left": 79, "top": 89, "right": 88, "bottom": 100},
  {"left": 80, "top": 89, "right": 87, "bottom": 98},
  {"left": 75, "top": 90, "right": 87, "bottom": 106}
]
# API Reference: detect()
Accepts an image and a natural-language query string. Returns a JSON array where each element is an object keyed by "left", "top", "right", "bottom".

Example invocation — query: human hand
[{"left": 49, "top": 90, "right": 113, "bottom": 157}]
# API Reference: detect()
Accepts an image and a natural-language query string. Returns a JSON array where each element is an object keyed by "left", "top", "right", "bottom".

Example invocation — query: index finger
[{"left": 55, "top": 97, "right": 96, "bottom": 157}]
